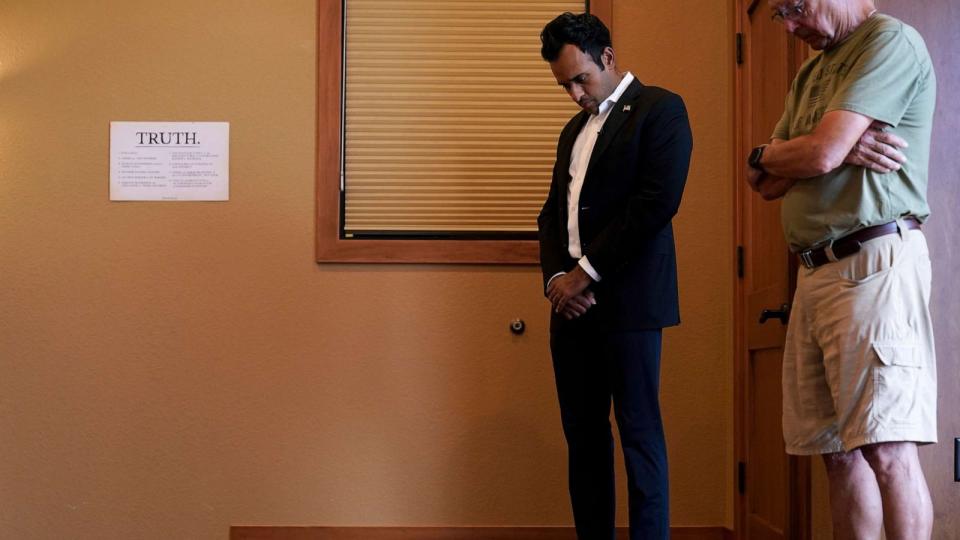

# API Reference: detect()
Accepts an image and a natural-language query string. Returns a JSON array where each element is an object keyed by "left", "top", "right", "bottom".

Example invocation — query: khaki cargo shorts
[{"left": 782, "top": 222, "right": 937, "bottom": 455}]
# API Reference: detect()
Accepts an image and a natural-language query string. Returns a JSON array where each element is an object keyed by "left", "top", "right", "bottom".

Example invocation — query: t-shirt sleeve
[
  {"left": 826, "top": 27, "right": 925, "bottom": 127},
  {"left": 771, "top": 105, "right": 792, "bottom": 141},
  {"left": 771, "top": 78, "right": 799, "bottom": 140}
]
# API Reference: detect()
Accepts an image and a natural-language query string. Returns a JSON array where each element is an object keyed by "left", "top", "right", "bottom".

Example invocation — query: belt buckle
[{"left": 799, "top": 249, "right": 815, "bottom": 269}]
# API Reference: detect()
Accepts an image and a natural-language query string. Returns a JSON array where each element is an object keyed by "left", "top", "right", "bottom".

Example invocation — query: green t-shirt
[{"left": 773, "top": 14, "right": 936, "bottom": 251}]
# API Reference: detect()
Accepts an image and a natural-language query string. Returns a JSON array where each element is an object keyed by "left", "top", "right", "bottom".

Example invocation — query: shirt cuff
[{"left": 578, "top": 257, "right": 601, "bottom": 282}]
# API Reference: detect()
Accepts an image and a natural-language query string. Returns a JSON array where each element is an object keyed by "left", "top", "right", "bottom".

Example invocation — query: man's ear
[{"left": 601, "top": 47, "right": 616, "bottom": 70}]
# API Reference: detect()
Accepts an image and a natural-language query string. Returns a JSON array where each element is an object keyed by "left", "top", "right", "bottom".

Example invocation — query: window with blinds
[{"left": 342, "top": 0, "right": 585, "bottom": 238}]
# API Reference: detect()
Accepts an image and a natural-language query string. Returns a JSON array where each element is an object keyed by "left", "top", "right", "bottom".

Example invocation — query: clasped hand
[
  {"left": 546, "top": 266, "right": 596, "bottom": 320},
  {"left": 844, "top": 120, "right": 909, "bottom": 172}
]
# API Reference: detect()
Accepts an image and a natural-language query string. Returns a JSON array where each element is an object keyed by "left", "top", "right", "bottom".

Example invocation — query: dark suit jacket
[{"left": 538, "top": 79, "right": 693, "bottom": 332}]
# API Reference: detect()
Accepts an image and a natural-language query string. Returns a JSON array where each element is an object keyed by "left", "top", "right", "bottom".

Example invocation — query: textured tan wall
[{"left": 0, "top": 1, "right": 733, "bottom": 538}]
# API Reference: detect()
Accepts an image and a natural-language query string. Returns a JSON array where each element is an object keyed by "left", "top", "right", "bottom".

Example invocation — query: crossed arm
[{"left": 747, "top": 110, "right": 909, "bottom": 200}]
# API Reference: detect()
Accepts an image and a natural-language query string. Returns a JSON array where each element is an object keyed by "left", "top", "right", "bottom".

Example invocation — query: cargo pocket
[{"left": 871, "top": 342, "right": 921, "bottom": 427}]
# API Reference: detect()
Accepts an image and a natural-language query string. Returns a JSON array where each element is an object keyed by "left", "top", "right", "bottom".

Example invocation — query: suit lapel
[{"left": 586, "top": 78, "right": 644, "bottom": 174}]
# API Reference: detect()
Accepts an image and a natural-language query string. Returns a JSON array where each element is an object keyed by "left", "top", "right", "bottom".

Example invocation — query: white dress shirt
[{"left": 549, "top": 72, "right": 635, "bottom": 287}]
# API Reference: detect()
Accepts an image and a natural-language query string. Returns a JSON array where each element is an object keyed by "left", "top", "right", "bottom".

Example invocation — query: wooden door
[{"left": 734, "top": 1, "right": 810, "bottom": 539}]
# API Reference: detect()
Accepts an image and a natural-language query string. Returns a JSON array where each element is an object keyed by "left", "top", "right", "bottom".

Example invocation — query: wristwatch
[{"left": 748, "top": 144, "right": 768, "bottom": 172}]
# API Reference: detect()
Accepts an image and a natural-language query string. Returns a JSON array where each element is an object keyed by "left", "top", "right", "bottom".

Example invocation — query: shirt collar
[{"left": 596, "top": 72, "right": 634, "bottom": 116}]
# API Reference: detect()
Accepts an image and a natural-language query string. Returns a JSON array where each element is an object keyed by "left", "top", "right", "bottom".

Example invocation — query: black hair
[{"left": 540, "top": 12, "right": 612, "bottom": 69}]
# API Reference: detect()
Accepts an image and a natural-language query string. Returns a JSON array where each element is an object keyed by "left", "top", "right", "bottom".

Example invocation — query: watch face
[{"left": 749, "top": 146, "right": 764, "bottom": 169}]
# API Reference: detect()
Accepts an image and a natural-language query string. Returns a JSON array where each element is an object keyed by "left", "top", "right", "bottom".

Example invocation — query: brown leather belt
[{"left": 798, "top": 217, "right": 921, "bottom": 269}]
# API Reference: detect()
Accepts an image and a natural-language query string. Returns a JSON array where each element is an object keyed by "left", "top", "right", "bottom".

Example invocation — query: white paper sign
[{"left": 110, "top": 121, "right": 229, "bottom": 201}]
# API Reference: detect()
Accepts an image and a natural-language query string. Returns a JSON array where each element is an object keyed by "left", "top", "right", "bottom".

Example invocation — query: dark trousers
[{"left": 550, "top": 328, "right": 668, "bottom": 540}]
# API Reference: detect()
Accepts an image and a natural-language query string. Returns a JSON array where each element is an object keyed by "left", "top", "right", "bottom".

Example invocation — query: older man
[{"left": 747, "top": 0, "right": 937, "bottom": 538}]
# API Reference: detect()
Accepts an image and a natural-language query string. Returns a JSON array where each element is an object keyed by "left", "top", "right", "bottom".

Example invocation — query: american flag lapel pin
[{"left": 623, "top": 105, "right": 631, "bottom": 112}]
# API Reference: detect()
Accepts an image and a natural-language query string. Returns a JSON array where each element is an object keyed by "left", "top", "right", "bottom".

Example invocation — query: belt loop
[
  {"left": 824, "top": 238, "right": 839, "bottom": 262},
  {"left": 895, "top": 217, "right": 909, "bottom": 242}
]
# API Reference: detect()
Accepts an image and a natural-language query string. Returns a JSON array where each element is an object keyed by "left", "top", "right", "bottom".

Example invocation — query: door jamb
[{"left": 732, "top": 2, "right": 811, "bottom": 538}]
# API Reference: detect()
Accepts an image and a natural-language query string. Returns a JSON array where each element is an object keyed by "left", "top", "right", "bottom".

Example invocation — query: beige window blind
[{"left": 343, "top": 0, "right": 584, "bottom": 237}]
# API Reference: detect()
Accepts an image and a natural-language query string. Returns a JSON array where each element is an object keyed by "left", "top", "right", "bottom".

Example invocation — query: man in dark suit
[{"left": 537, "top": 12, "right": 692, "bottom": 540}]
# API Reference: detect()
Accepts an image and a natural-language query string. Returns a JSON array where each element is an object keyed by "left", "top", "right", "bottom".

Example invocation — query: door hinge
[
  {"left": 736, "top": 32, "right": 744, "bottom": 65},
  {"left": 737, "top": 245, "right": 745, "bottom": 279},
  {"left": 738, "top": 461, "right": 747, "bottom": 494}
]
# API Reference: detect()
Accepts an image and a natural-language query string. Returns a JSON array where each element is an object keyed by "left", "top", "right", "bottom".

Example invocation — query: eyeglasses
[{"left": 771, "top": 0, "right": 806, "bottom": 23}]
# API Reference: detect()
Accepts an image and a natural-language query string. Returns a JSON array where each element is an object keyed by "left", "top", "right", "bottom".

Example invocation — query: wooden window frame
[{"left": 316, "top": 0, "right": 613, "bottom": 263}]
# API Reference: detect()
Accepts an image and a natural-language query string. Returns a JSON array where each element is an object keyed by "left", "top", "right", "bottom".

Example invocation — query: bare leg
[
  {"left": 822, "top": 449, "right": 883, "bottom": 539},
  {"left": 860, "top": 442, "right": 933, "bottom": 540}
]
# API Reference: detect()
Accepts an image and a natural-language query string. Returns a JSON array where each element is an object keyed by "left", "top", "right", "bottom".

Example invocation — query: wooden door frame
[{"left": 732, "top": 1, "right": 811, "bottom": 538}]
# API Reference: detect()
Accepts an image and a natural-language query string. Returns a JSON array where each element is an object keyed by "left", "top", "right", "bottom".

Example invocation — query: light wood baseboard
[{"left": 230, "top": 526, "right": 733, "bottom": 540}]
